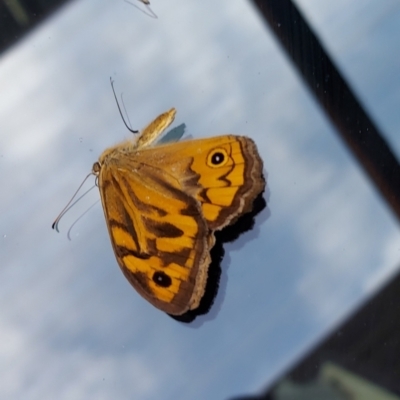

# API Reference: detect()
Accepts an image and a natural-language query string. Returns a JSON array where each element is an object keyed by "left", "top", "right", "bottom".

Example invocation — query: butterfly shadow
[
  {"left": 158, "top": 124, "right": 186, "bottom": 145},
  {"left": 170, "top": 184, "right": 270, "bottom": 325}
]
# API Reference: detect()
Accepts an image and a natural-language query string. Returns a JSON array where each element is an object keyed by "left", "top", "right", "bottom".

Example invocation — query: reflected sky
[{"left": 0, "top": 0, "right": 399, "bottom": 399}]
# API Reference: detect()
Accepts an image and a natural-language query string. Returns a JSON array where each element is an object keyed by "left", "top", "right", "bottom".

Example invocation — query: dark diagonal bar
[{"left": 251, "top": 0, "right": 400, "bottom": 221}]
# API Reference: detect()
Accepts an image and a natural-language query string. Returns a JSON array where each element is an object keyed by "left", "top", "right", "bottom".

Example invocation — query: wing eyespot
[
  {"left": 207, "top": 148, "right": 229, "bottom": 168},
  {"left": 153, "top": 271, "right": 172, "bottom": 287}
]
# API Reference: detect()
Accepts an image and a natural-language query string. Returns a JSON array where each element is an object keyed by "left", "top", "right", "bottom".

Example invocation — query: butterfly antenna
[
  {"left": 52, "top": 172, "right": 94, "bottom": 232},
  {"left": 110, "top": 77, "right": 138, "bottom": 134},
  {"left": 67, "top": 199, "right": 100, "bottom": 241}
]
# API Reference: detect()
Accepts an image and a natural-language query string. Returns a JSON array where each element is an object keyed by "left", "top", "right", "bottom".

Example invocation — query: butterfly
[
  {"left": 54, "top": 108, "right": 265, "bottom": 317},
  {"left": 90, "top": 108, "right": 265, "bottom": 316}
]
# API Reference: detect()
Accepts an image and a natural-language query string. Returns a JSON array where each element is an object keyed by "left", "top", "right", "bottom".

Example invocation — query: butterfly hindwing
[{"left": 98, "top": 161, "right": 211, "bottom": 315}]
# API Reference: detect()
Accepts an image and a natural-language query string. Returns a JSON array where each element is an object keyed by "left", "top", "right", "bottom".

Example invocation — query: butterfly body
[{"left": 93, "top": 109, "right": 265, "bottom": 315}]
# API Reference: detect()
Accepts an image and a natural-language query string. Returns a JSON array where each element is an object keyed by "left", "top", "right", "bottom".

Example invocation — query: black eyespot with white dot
[
  {"left": 153, "top": 271, "right": 172, "bottom": 287},
  {"left": 211, "top": 152, "right": 225, "bottom": 165},
  {"left": 207, "top": 148, "right": 229, "bottom": 168}
]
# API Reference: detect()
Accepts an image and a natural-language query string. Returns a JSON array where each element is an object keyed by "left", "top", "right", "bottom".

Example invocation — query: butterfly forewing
[{"left": 133, "top": 136, "right": 265, "bottom": 231}]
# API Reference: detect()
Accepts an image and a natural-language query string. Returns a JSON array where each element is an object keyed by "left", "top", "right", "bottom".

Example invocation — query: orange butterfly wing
[{"left": 96, "top": 135, "right": 264, "bottom": 315}]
